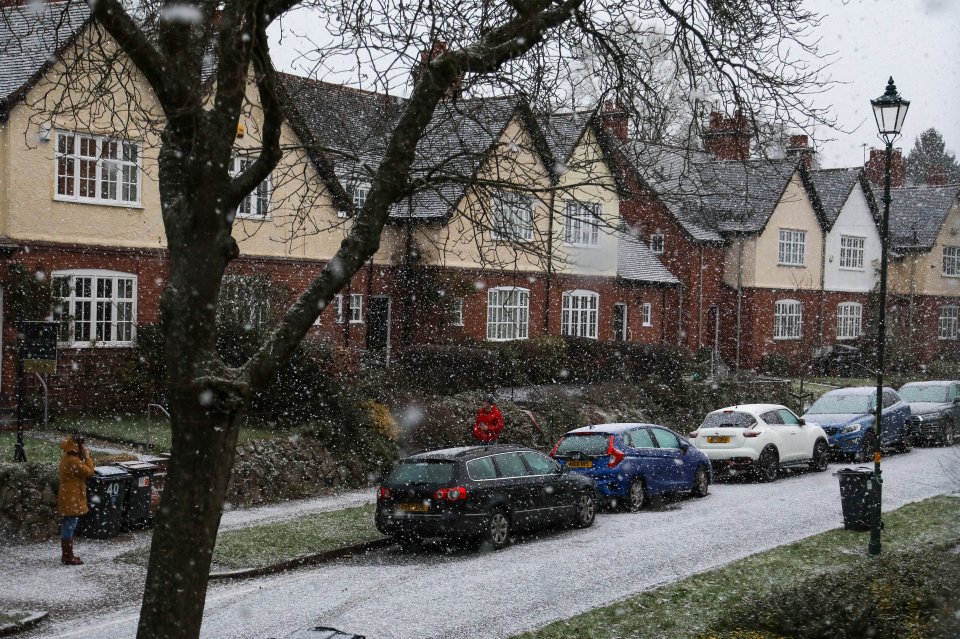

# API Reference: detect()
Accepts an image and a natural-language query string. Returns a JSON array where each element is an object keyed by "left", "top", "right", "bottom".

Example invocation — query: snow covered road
[{"left": 13, "top": 446, "right": 960, "bottom": 639}]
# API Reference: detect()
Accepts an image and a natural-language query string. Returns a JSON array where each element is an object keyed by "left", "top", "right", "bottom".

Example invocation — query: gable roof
[
  {"left": 0, "top": 0, "right": 90, "bottom": 114},
  {"left": 277, "top": 73, "right": 553, "bottom": 220},
  {"left": 808, "top": 167, "right": 865, "bottom": 229},
  {"left": 616, "top": 232, "right": 680, "bottom": 285},
  {"left": 889, "top": 184, "right": 960, "bottom": 252}
]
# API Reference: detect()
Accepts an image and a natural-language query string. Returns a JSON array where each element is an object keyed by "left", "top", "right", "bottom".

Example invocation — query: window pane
[
  {"left": 493, "top": 453, "right": 530, "bottom": 478},
  {"left": 628, "top": 429, "right": 655, "bottom": 448},
  {"left": 652, "top": 428, "right": 681, "bottom": 449},
  {"left": 466, "top": 457, "right": 498, "bottom": 480},
  {"left": 520, "top": 452, "right": 558, "bottom": 475}
]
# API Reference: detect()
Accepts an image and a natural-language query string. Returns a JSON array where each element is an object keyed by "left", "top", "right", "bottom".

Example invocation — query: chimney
[
  {"left": 702, "top": 110, "right": 750, "bottom": 160},
  {"left": 600, "top": 99, "right": 629, "bottom": 142},
  {"left": 864, "top": 148, "right": 905, "bottom": 188},
  {"left": 926, "top": 164, "right": 947, "bottom": 186},
  {"left": 785, "top": 134, "right": 815, "bottom": 170},
  {"left": 411, "top": 41, "right": 461, "bottom": 98}
]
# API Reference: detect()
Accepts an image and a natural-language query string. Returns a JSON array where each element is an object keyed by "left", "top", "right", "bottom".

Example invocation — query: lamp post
[{"left": 868, "top": 77, "right": 909, "bottom": 556}]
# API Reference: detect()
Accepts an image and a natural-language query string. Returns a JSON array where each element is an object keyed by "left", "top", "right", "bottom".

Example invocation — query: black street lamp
[{"left": 868, "top": 77, "right": 909, "bottom": 556}]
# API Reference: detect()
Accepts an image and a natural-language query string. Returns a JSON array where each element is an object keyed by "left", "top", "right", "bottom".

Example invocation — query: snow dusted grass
[
  {"left": 0, "top": 432, "right": 62, "bottom": 462},
  {"left": 513, "top": 495, "right": 960, "bottom": 639},
  {"left": 42, "top": 416, "right": 282, "bottom": 452},
  {"left": 118, "top": 503, "right": 380, "bottom": 571}
]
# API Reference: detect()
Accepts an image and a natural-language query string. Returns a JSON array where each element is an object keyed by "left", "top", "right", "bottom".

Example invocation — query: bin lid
[
  {"left": 93, "top": 466, "right": 132, "bottom": 479},
  {"left": 117, "top": 461, "right": 158, "bottom": 472},
  {"left": 835, "top": 467, "right": 874, "bottom": 476}
]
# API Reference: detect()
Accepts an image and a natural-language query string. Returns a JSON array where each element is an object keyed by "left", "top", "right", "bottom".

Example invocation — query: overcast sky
[{"left": 270, "top": 0, "right": 960, "bottom": 171}]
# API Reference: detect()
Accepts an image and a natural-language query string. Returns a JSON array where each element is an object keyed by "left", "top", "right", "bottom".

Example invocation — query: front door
[
  {"left": 366, "top": 296, "right": 390, "bottom": 352},
  {"left": 613, "top": 303, "right": 627, "bottom": 341}
]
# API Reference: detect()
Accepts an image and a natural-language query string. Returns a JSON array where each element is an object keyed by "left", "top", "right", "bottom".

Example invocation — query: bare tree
[{"left": 3, "top": 0, "right": 833, "bottom": 636}]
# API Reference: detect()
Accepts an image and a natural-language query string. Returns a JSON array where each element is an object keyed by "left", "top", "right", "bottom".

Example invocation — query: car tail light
[
  {"left": 607, "top": 435, "right": 625, "bottom": 467},
  {"left": 548, "top": 438, "right": 563, "bottom": 457},
  {"left": 743, "top": 430, "right": 760, "bottom": 438},
  {"left": 434, "top": 486, "right": 468, "bottom": 501},
  {"left": 377, "top": 486, "right": 391, "bottom": 501},
  {"left": 689, "top": 430, "right": 700, "bottom": 438}
]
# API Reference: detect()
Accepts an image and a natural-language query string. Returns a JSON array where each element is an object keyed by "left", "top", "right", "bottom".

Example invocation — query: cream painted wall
[
  {"left": 890, "top": 200, "right": 960, "bottom": 298},
  {"left": 741, "top": 174, "right": 823, "bottom": 290},
  {"left": 824, "top": 184, "right": 880, "bottom": 293},
  {"left": 722, "top": 236, "right": 757, "bottom": 289}
]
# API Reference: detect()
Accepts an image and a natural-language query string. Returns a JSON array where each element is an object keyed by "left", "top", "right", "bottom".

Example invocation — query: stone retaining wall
[{"left": 0, "top": 462, "right": 59, "bottom": 541}]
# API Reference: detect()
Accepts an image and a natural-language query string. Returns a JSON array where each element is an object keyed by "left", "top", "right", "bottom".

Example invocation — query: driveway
[{"left": 9, "top": 446, "right": 960, "bottom": 639}]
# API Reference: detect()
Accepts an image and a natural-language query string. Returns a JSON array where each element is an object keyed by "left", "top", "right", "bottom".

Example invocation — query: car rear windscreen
[
  {"left": 556, "top": 434, "right": 610, "bottom": 456},
  {"left": 807, "top": 394, "right": 873, "bottom": 414},
  {"left": 700, "top": 412, "right": 756, "bottom": 429},
  {"left": 387, "top": 460, "right": 455, "bottom": 485},
  {"left": 898, "top": 385, "right": 949, "bottom": 403}
]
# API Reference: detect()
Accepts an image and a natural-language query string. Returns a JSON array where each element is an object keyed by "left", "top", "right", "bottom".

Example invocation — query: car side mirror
[
  {"left": 557, "top": 464, "right": 569, "bottom": 474},
  {"left": 953, "top": 398, "right": 960, "bottom": 405},
  {"left": 869, "top": 407, "right": 878, "bottom": 415},
  {"left": 798, "top": 418, "right": 806, "bottom": 426},
  {"left": 679, "top": 441, "right": 690, "bottom": 453}
]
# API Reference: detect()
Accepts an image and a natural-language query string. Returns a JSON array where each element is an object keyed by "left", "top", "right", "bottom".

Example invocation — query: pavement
[{"left": 4, "top": 446, "right": 960, "bottom": 639}]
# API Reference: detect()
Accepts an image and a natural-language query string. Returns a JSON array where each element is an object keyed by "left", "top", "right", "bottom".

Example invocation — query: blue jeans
[{"left": 60, "top": 516, "right": 80, "bottom": 541}]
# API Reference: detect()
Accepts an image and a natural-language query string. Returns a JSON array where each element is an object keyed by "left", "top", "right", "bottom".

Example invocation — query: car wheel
[
  {"left": 625, "top": 479, "right": 646, "bottom": 512},
  {"left": 573, "top": 492, "right": 596, "bottom": 528},
  {"left": 941, "top": 424, "right": 955, "bottom": 447},
  {"left": 691, "top": 466, "right": 709, "bottom": 497},
  {"left": 810, "top": 440, "right": 829, "bottom": 472},
  {"left": 756, "top": 448, "right": 779, "bottom": 483},
  {"left": 854, "top": 430, "right": 876, "bottom": 464},
  {"left": 485, "top": 508, "right": 511, "bottom": 550}
]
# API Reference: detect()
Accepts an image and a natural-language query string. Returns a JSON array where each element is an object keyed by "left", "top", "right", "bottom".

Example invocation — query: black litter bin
[
  {"left": 836, "top": 467, "right": 880, "bottom": 532},
  {"left": 117, "top": 461, "right": 157, "bottom": 529},
  {"left": 78, "top": 466, "right": 132, "bottom": 539}
]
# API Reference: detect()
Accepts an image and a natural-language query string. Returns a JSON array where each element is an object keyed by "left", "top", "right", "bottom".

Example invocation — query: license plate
[
  {"left": 396, "top": 503, "right": 429, "bottom": 513},
  {"left": 707, "top": 436, "right": 731, "bottom": 444},
  {"left": 567, "top": 460, "right": 593, "bottom": 469}
]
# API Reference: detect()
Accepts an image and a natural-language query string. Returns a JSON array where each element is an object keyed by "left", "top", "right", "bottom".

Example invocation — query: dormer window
[{"left": 650, "top": 232, "right": 665, "bottom": 255}]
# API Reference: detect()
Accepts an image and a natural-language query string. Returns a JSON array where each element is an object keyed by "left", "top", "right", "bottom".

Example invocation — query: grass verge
[
  {"left": 41, "top": 417, "right": 282, "bottom": 452},
  {"left": 0, "top": 432, "right": 63, "bottom": 463},
  {"left": 117, "top": 503, "right": 381, "bottom": 571},
  {"left": 512, "top": 495, "right": 960, "bottom": 639}
]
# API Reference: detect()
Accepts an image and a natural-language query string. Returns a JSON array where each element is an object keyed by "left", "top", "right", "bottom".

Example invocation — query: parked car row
[{"left": 375, "top": 380, "right": 958, "bottom": 551}]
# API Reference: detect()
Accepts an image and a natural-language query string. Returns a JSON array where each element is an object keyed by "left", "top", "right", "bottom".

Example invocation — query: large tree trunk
[{"left": 137, "top": 137, "right": 245, "bottom": 639}]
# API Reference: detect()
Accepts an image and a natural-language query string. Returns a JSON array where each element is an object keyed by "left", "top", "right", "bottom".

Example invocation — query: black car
[
  {"left": 899, "top": 381, "right": 960, "bottom": 446},
  {"left": 375, "top": 445, "right": 597, "bottom": 550}
]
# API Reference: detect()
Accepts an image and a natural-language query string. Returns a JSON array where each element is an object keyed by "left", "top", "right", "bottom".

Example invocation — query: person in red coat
[{"left": 473, "top": 394, "right": 504, "bottom": 443}]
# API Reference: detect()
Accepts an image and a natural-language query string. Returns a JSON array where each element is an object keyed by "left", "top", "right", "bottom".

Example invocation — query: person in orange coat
[
  {"left": 58, "top": 433, "right": 94, "bottom": 565},
  {"left": 472, "top": 394, "right": 504, "bottom": 444}
]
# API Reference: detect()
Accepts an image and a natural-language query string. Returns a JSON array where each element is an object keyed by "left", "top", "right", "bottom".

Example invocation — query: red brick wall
[{"left": 734, "top": 288, "right": 823, "bottom": 371}]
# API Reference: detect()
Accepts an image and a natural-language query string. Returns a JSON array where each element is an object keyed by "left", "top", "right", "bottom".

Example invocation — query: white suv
[{"left": 689, "top": 404, "right": 830, "bottom": 481}]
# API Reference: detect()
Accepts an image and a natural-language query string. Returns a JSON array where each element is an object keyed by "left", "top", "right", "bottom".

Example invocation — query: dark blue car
[
  {"left": 802, "top": 386, "right": 912, "bottom": 461},
  {"left": 549, "top": 423, "right": 711, "bottom": 511}
]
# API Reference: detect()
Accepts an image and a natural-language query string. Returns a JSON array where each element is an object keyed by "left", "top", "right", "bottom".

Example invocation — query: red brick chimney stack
[
  {"left": 600, "top": 99, "right": 629, "bottom": 143},
  {"left": 703, "top": 111, "right": 751, "bottom": 161},
  {"left": 925, "top": 164, "right": 947, "bottom": 186},
  {"left": 864, "top": 148, "right": 905, "bottom": 188},
  {"left": 786, "top": 134, "right": 815, "bottom": 170}
]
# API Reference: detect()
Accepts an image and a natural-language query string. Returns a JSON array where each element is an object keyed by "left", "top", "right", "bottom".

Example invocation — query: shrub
[
  {"left": 394, "top": 344, "right": 497, "bottom": 394},
  {"left": 622, "top": 343, "right": 691, "bottom": 385},
  {"left": 758, "top": 353, "right": 791, "bottom": 377},
  {"left": 490, "top": 336, "right": 570, "bottom": 386},
  {"left": 708, "top": 546, "right": 960, "bottom": 639},
  {"left": 563, "top": 337, "right": 623, "bottom": 383}
]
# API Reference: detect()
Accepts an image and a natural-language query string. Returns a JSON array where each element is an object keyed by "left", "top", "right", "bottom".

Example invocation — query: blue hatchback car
[
  {"left": 802, "top": 386, "right": 912, "bottom": 461},
  {"left": 550, "top": 423, "right": 711, "bottom": 511}
]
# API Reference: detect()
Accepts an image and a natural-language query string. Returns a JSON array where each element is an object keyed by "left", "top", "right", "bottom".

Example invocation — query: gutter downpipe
[
  {"left": 697, "top": 245, "right": 705, "bottom": 350},
  {"left": 735, "top": 235, "right": 744, "bottom": 375},
  {"left": 544, "top": 188, "right": 555, "bottom": 333}
]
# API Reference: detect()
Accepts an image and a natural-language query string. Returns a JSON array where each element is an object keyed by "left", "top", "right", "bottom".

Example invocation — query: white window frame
[
  {"left": 486, "top": 287, "right": 530, "bottom": 341},
  {"left": 563, "top": 201, "right": 601, "bottom": 247},
  {"left": 642, "top": 302, "right": 653, "bottom": 327},
  {"left": 219, "top": 275, "right": 271, "bottom": 329},
  {"left": 836, "top": 302, "right": 862, "bottom": 340},
  {"left": 650, "top": 233, "right": 665, "bottom": 255},
  {"left": 331, "top": 293, "right": 364, "bottom": 324},
  {"left": 491, "top": 191, "right": 534, "bottom": 242},
  {"left": 778, "top": 229, "right": 806, "bottom": 266},
  {"left": 939, "top": 305, "right": 959, "bottom": 340},
  {"left": 839, "top": 235, "right": 866, "bottom": 270},
  {"left": 55, "top": 131, "right": 142, "bottom": 206},
  {"left": 449, "top": 298, "right": 465, "bottom": 326},
  {"left": 773, "top": 299, "right": 803, "bottom": 340},
  {"left": 52, "top": 269, "right": 137, "bottom": 347},
  {"left": 943, "top": 246, "right": 960, "bottom": 277},
  {"left": 341, "top": 181, "right": 370, "bottom": 218},
  {"left": 561, "top": 290, "right": 599, "bottom": 339},
  {"left": 230, "top": 156, "right": 272, "bottom": 220}
]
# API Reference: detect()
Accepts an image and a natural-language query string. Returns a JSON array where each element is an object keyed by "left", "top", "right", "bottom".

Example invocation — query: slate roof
[
  {"left": 541, "top": 110, "right": 591, "bottom": 165},
  {"left": 616, "top": 232, "right": 680, "bottom": 284},
  {"left": 808, "top": 167, "right": 864, "bottom": 229},
  {"left": 278, "top": 73, "right": 542, "bottom": 219},
  {"left": 0, "top": 1, "right": 90, "bottom": 108},
  {"left": 889, "top": 184, "right": 960, "bottom": 252},
  {"left": 623, "top": 142, "right": 803, "bottom": 240}
]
